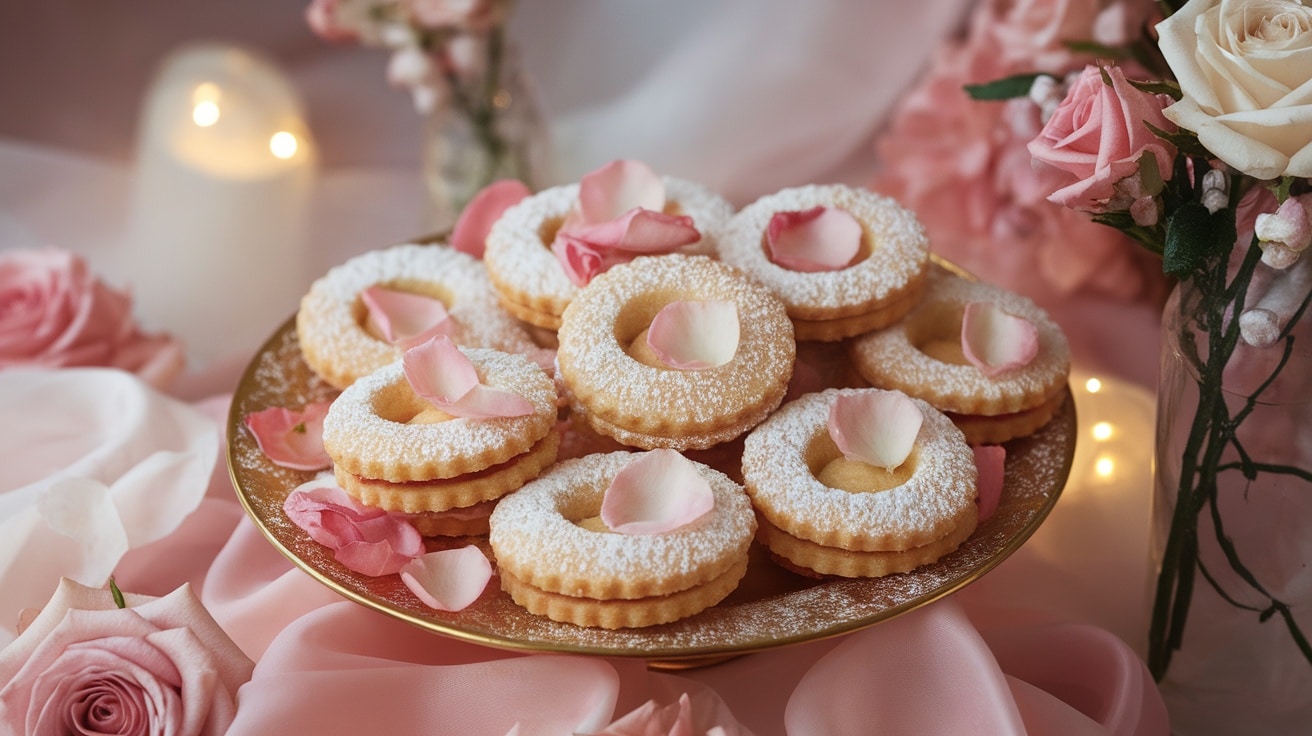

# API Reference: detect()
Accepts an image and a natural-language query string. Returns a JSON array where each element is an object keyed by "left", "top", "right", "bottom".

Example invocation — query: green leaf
[
  {"left": 1064, "top": 40, "right": 1133, "bottom": 60},
  {"left": 1163, "top": 201, "right": 1236, "bottom": 278},
  {"left": 1270, "top": 176, "right": 1295, "bottom": 203},
  {"left": 109, "top": 577, "right": 127, "bottom": 609},
  {"left": 1128, "top": 79, "right": 1182, "bottom": 100},
  {"left": 1144, "top": 120, "right": 1211, "bottom": 158},
  {"left": 964, "top": 73, "right": 1044, "bottom": 101}
]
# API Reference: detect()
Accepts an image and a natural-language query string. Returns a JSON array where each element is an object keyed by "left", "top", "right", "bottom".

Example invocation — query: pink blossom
[
  {"left": 404, "top": 0, "right": 509, "bottom": 32},
  {"left": 870, "top": 33, "right": 1165, "bottom": 305},
  {"left": 0, "top": 578, "right": 253, "bottom": 736},
  {"left": 304, "top": 0, "right": 363, "bottom": 42},
  {"left": 1028, "top": 65, "right": 1176, "bottom": 213},
  {"left": 974, "top": 0, "right": 1142, "bottom": 71},
  {"left": 0, "top": 248, "right": 183, "bottom": 388}
]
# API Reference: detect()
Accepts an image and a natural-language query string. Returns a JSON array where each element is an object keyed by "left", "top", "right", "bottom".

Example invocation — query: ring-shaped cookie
[
  {"left": 488, "top": 451, "right": 756, "bottom": 601},
  {"left": 716, "top": 185, "right": 930, "bottom": 341},
  {"left": 556, "top": 254, "right": 796, "bottom": 450},
  {"left": 741, "top": 388, "right": 978, "bottom": 552},
  {"left": 483, "top": 178, "right": 734, "bottom": 330},
  {"left": 322, "top": 348, "right": 558, "bottom": 482},
  {"left": 756, "top": 511, "right": 977, "bottom": 579},
  {"left": 848, "top": 268, "right": 1071, "bottom": 442},
  {"left": 297, "top": 243, "right": 538, "bottom": 389}
]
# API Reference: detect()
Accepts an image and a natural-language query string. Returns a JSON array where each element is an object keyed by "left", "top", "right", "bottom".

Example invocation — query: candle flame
[
  {"left": 269, "top": 131, "right": 298, "bottom": 160},
  {"left": 192, "top": 101, "right": 220, "bottom": 128},
  {"left": 1092, "top": 421, "right": 1113, "bottom": 441},
  {"left": 1085, "top": 377, "right": 1102, "bottom": 393},
  {"left": 1095, "top": 456, "right": 1115, "bottom": 478}
]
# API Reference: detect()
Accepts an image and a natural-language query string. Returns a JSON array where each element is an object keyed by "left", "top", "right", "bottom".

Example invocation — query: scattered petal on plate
[
  {"left": 647, "top": 300, "right": 739, "bottom": 369},
  {"left": 400, "top": 546, "right": 494, "bottom": 612},
  {"left": 244, "top": 401, "right": 334, "bottom": 471},
  {"left": 562, "top": 208, "right": 700, "bottom": 254},
  {"left": 577, "top": 159, "right": 665, "bottom": 224},
  {"left": 827, "top": 390, "right": 923, "bottom": 471},
  {"left": 450, "top": 179, "right": 532, "bottom": 258},
  {"left": 973, "top": 444, "right": 1006, "bottom": 523},
  {"left": 403, "top": 336, "right": 534, "bottom": 418},
  {"left": 600, "top": 449, "right": 714, "bottom": 535},
  {"left": 361, "top": 286, "right": 454, "bottom": 349},
  {"left": 766, "top": 206, "right": 862, "bottom": 272},
  {"left": 961, "top": 301, "right": 1039, "bottom": 377},
  {"left": 283, "top": 479, "right": 424, "bottom": 576}
]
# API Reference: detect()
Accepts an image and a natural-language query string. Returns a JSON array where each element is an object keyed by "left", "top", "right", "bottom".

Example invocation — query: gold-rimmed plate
[{"left": 227, "top": 315, "right": 1075, "bottom": 665}]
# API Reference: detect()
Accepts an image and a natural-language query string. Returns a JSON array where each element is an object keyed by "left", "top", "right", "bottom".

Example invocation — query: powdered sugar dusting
[
  {"left": 297, "top": 243, "right": 537, "bottom": 387},
  {"left": 851, "top": 268, "right": 1071, "bottom": 415},
  {"left": 489, "top": 451, "right": 754, "bottom": 598},
  {"left": 743, "top": 389, "right": 977, "bottom": 549},
  {"left": 717, "top": 185, "right": 929, "bottom": 314}
]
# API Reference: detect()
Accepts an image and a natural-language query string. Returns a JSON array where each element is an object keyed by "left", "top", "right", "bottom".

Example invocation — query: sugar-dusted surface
[
  {"left": 322, "top": 348, "right": 557, "bottom": 482},
  {"left": 489, "top": 451, "right": 755, "bottom": 599},
  {"left": 296, "top": 242, "right": 537, "bottom": 389},
  {"left": 743, "top": 389, "right": 978, "bottom": 551},
  {"left": 557, "top": 254, "right": 795, "bottom": 444},
  {"left": 228, "top": 318, "right": 1076, "bottom": 662},
  {"left": 484, "top": 178, "right": 736, "bottom": 317},
  {"left": 717, "top": 185, "right": 929, "bottom": 320},
  {"left": 850, "top": 268, "right": 1072, "bottom": 416}
]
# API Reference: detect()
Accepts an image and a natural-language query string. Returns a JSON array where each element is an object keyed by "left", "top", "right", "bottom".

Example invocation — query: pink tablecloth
[{"left": 0, "top": 364, "right": 1167, "bottom": 735}]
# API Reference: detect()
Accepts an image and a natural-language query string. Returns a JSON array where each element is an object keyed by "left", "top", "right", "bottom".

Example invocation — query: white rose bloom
[{"left": 1157, "top": 0, "right": 1312, "bottom": 180}]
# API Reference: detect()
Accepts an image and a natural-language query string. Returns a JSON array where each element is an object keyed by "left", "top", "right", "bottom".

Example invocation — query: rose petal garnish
[
  {"left": 283, "top": 480, "right": 423, "bottom": 576},
  {"left": 243, "top": 401, "right": 333, "bottom": 471},
  {"left": 961, "top": 301, "right": 1040, "bottom": 377},
  {"left": 577, "top": 159, "right": 665, "bottom": 224},
  {"left": 973, "top": 445, "right": 1006, "bottom": 523},
  {"left": 402, "top": 335, "right": 534, "bottom": 418},
  {"left": 600, "top": 449, "right": 714, "bottom": 535},
  {"left": 551, "top": 209, "right": 700, "bottom": 286},
  {"left": 399, "top": 546, "right": 493, "bottom": 612},
  {"left": 766, "top": 206, "right": 862, "bottom": 272},
  {"left": 827, "top": 390, "right": 923, "bottom": 471},
  {"left": 361, "top": 286, "right": 454, "bottom": 349},
  {"left": 646, "top": 300, "right": 739, "bottom": 370},
  {"left": 450, "top": 179, "right": 532, "bottom": 258}
]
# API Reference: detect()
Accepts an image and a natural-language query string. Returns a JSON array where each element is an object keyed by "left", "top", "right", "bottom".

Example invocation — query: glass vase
[
  {"left": 1150, "top": 245, "right": 1312, "bottom": 735},
  {"left": 423, "top": 28, "right": 549, "bottom": 233}
]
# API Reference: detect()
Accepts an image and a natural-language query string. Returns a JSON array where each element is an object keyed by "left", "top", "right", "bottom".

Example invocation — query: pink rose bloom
[
  {"left": 0, "top": 248, "right": 183, "bottom": 389},
  {"left": 304, "top": 0, "right": 362, "bottom": 42},
  {"left": 1028, "top": 64, "right": 1177, "bottom": 213},
  {"left": 974, "top": 0, "right": 1154, "bottom": 71},
  {"left": 870, "top": 37, "right": 1164, "bottom": 305},
  {"left": 0, "top": 578, "right": 254, "bottom": 736}
]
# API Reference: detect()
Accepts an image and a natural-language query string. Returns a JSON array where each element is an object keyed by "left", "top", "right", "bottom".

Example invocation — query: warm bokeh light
[
  {"left": 1085, "top": 377, "right": 1103, "bottom": 393},
  {"left": 192, "top": 100, "right": 220, "bottom": 127},
  {"left": 1092, "top": 421, "right": 1113, "bottom": 441},
  {"left": 269, "top": 131, "right": 298, "bottom": 159},
  {"left": 1095, "top": 456, "right": 1115, "bottom": 478}
]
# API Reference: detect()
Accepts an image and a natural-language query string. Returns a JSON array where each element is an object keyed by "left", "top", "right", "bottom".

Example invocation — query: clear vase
[
  {"left": 1150, "top": 245, "right": 1312, "bottom": 735},
  {"left": 422, "top": 28, "right": 549, "bottom": 233}
]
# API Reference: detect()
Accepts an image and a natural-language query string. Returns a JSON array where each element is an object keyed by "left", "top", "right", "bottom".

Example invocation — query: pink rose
[
  {"left": 0, "top": 249, "right": 183, "bottom": 389},
  {"left": 975, "top": 0, "right": 1109, "bottom": 70},
  {"left": 304, "top": 0, "right": 362, "bottom": 42},
  {"left": 1028, "top": 65, "right": 1177, "bottom": 213},
  {"left": 0, "top": 578, "right": 253, "bottom": 736}
]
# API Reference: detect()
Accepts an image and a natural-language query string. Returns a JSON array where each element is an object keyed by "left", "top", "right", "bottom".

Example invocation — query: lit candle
[{"left": 127, "top": 44, "right": 317, "bottom": 366}]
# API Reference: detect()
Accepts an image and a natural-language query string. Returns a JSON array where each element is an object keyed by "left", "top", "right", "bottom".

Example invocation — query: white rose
[{"left": 1157, "top": 0, "right": 1312, "bottom": 180}]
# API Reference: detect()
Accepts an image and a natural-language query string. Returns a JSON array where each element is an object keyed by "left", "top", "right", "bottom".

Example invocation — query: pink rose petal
[
  {"left": 600, "top": 449, "right": 714, "bottom": 535},
  {"left": 551, "top": 236, "right": 621, "bottom": 287},
  {"left": 361, "top": 286, "right": 455, "bottom": 349},
  {"left": 399, "top": 546, "right": 493, "bottom": 612},
  {"left": 402, "top": 336, "right": 534, "bottom": 418},
  {"left": 961, "top": 301, "right": 1039, "bottom": 377},
  {"left": 283, "top": 480, "right": 423, "bottom": 576},
  {"left": 450, "top": 179, "right": 532, "bottom": 258},
  {"left": 563, "top": 208, "right": 701, "bottom": 254},
  {"left": 577, "top": 159, "right": 666, "bottom": 224},
  {"left": 766, "top": 206, "right": 862, "bottom": 272},
  {"left": 243, "top": 401, "right": 333, "bottom": 471},
  {"left": 973, "top": 444, "right": 1006, "bottom": 523},
  {"left": 827, "top": 390, "right": 923, "bottom": 471},
  {"left": 646, "top": 300, "right": 739, "bottom": 370}
]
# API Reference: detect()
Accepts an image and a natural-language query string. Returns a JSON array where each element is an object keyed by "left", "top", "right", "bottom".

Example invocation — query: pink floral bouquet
[{"left": 946, "top": 0, "right": 1312, "bottom": 699}]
